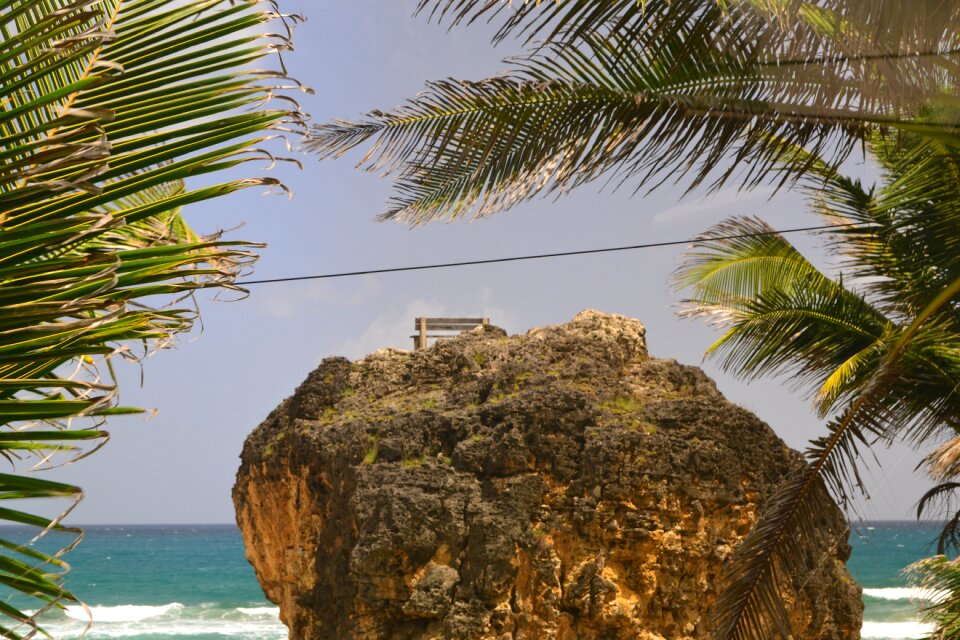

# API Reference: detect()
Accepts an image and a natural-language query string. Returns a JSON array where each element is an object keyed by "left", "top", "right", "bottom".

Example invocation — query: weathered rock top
[{"left": 234, "top": 310, "right": 862, "bottom": 639}]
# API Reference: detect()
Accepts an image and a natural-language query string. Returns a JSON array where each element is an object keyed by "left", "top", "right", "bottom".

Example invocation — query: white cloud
[
  {"left": 650, "top": 186, "right": 775, "bottom": 229},
  {"left": 334, "top": 299, "right": 447, "bottom": 359}
]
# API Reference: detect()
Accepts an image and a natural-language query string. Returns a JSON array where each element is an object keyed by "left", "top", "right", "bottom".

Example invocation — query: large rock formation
[{"left": 234, "top": 311, "right": 862, "bottom": 639}]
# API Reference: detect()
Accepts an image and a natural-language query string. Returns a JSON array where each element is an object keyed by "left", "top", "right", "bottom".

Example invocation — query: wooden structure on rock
[{"left": 412, "top": 317, "right": 489, "bottom": 350}]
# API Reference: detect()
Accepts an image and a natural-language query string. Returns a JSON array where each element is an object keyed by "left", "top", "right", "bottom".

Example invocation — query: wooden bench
[{"left": 412, "top": 317, "right": 489, "bottom": 350}]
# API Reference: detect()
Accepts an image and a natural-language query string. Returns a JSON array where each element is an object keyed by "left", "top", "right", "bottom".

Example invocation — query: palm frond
[
  {"left": 908, "top": 555, "right": 960, "bottom": 638},
  {"left": 716, "top": 398, "right": 882, "bottom": 638},
  {"left": 88, "top": 179, "right": 202, "bottom": 248},
  {"left": 673, "top": 207, "right": 960, "bottom": 639},
  {"left": 716, "top": 265, "right": 960, "bottom": 638},
  {"left": 754, "top": 126, "right": 960, "bottom": 326},
  {"left": 307, "top": 22, "right": 894, "bottom": 224},
  {"left": 676, "top": 216, "right": 893, "bottom": 414},
  {"left": 0, "top": 0, "right": 304, "bottom": 631},
  {"left": 414, "top": 0, "right": 649, "bottom": 44},
  {"left": 858, "top": 131, "right": 960, "bottom": 317},
  {"left": 717, "top": 311, "right": 960, "bottom": 637},
  {"left": 778, "top": 128, "right": 960, "bottom": 321},
  {"left": 926, "top": 439, "right": 960, "bottom": 482},
  {"left": 675, "top": 216, "right": 832, "bottom": 314},
  {"left": 916, "top": 482, "right": 960, "bottom": 555},
  {"left": 317, "top": 1, "right": 960, "bottom": 224}
]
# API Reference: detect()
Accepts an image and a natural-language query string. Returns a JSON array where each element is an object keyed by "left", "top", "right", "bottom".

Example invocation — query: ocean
[
  {"left": 851, "top": 521, "right": 944, "bottom": 640},
  {"left": 0, "top": 521, "right": 946, "bottom": 638},
  {"left": 12, "top": 525, "right": 286, "bottom": 640}
]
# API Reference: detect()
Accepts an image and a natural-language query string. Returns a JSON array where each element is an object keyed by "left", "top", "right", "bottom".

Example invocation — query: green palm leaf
[
  {"left": 308, "top": 31, "right": 876, "bottom": 224},
  {"left": 676, "top": 168, "right": 960, "bottom": 638},
  {"left": 313, "top": 1, "right": 960, "bottom": 224},
  {"left": 714, "top": 310, "right": 960, "bottom": 638},
  {"left": 715, "top": 412, "right": 873, "bottom": 638},
  {"left": 417, "top": 0, "right": 960, "bottom": 59},
  {"left": 916, "top": 480, "right": 960, "bottom": 554},
  {"left": 676, "top": 216, "right": 892, "bottom": 413},
  {"left": 0, "top": 0, "right": 304, "bottom": 633},
  {"left": 908, "top": 555, "right": 960, "bottom": 638}
]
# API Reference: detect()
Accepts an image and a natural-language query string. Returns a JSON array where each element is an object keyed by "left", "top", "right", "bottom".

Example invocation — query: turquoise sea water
[
  {"left": 851, "top": 521, "right": 944, "bottom": 639},
  {"left": 0, "top": 521, "right": 946, "bottom": 638},
  {"left": 8, "top": 525, "right": 285, "bottom": 639}
]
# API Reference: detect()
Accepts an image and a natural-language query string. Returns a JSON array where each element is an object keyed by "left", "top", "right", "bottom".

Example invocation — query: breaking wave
[
  {"left": 31, "top": 602, "right": 286, "bottom": 639},
  {"left": 861, "top": 620, "right": 936, "bottom": 639}
]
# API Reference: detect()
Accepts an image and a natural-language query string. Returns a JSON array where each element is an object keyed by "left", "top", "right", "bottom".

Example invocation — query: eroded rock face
[{"left": 233, "top": 310, "right": 862, "bottom": 639}]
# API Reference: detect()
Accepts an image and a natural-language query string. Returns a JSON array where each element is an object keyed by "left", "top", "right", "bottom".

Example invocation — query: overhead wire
[
  {"left": 236, "top": 220, "right": 866, "bottom": 286},
  {"left": 243, "top": 41, "right": 960, "bottom": 287}
]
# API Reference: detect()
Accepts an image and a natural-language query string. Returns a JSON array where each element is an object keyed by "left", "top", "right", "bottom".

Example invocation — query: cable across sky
[{"left": 236, "top": 221, "right": 862, "bottom": 286}]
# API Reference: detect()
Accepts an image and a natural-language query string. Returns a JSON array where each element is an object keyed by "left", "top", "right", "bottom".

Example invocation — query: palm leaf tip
[{"left": 304, "top": 121, "right": 383, "bottom": 160}]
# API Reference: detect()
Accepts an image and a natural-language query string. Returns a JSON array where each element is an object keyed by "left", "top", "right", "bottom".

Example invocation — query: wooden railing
[{"left": 412, "top": 317, "right": 489, "bottom": 350}]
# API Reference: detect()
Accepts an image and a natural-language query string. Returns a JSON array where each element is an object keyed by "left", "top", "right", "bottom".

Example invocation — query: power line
[{"left": 236, "top": 221, "right": 858, "bottom": 286}]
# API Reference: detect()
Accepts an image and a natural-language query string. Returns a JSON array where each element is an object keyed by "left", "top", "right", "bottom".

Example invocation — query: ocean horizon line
[
  {"left": 0, "top": 522, "right": 240, "bottom": 528},
  {"left": 0, "top": 518, "right": 948, "bottom": 527}
]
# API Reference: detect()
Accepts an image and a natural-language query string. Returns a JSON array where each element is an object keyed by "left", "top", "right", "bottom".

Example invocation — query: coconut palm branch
[
  {"left": 676, "top": 216, "right": 894, "bottom": 412},
  {"left": 675, "top": 131, "right": 960, "bottom": 638},
  {"left": 713, "top": 347, "right": 959, "bottom": 637},
  {"left": 0, "top": 0, "right": 303, "bottom": 635},
  {"left": 908, "top": 555, "right": 960, "bottom": 638},
  {"left": 308, "top": 1, "right": 960, "bottom": 225}
]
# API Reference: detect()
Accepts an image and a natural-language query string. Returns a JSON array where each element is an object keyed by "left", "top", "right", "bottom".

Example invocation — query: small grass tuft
[
  {"left": 363, "top": 435, "right": 379, "bottom": 465},
  {"left": 401, "top": 456, "right": 426, "bottom": 468},
  {"left": 601, "top": 395, "right": 644, "bottom": 414}
]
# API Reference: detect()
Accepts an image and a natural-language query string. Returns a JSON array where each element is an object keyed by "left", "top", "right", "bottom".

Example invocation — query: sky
[{"left": 35, "top": 0, "right": 930, "bottom": 524}]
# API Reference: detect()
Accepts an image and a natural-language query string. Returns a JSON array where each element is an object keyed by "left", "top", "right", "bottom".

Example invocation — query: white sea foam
[
  {"left": 237, "top": 606, "right": 280, "bottom": 617},
  {"left": 39, "top": 620, "right": 286, "bottom": 639},
  {"left": 28, "top": 601, "right": 942, "bottom": 640},
  {"left": 861, "top": 620, "right": 936, "bottom": 639},
  {"left": 863, "top": 587, "right": 946, "bottom": 602},
  {"left": 63, "top": 603, "right": 184, "bottom": 622},
  {"left": 28, "top": 602, "right": 287, "bottom": 639}
]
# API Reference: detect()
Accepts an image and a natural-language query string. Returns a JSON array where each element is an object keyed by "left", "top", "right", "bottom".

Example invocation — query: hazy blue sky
[{"left": 39, "top": 1, "right": 928, "bottom": 524}]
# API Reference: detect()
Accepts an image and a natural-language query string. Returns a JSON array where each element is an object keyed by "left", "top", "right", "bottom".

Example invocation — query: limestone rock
[{"left": 233, "top": 310, "right": 862, "bottom": 639}]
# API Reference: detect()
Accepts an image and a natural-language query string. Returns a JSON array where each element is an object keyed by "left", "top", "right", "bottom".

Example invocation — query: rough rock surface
[{"left": 233, "top": 310, "right": 862, "bottom": 639}]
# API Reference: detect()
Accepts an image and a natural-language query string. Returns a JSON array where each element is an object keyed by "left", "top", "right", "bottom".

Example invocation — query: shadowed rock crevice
[{"left": 234, "top": 310, "right": 862, "bottom": 639}]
